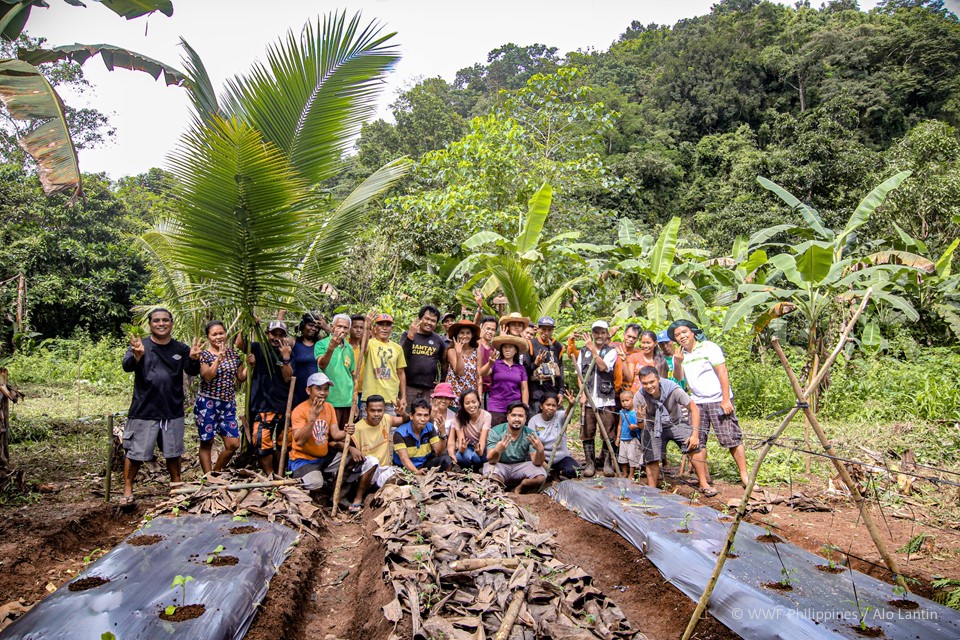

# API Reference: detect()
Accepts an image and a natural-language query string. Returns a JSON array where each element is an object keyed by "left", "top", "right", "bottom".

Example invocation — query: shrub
[{"left": 5, "top": 335, "right": 130, "bottom": 392}]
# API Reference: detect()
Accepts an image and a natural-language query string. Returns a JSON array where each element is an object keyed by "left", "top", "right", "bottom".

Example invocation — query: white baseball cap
[
  {"left": 591, "top": 320, "right": 609, "bottom": 330},
  {"left": 306, "top": 372, "right": 334, "bottom": 387}
]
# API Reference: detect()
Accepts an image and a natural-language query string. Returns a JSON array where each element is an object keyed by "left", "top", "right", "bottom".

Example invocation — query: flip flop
[
  {"left": 119, "top": 495, "right": 137, "bottom": 509},
  {"left": 700, "top": 487, "right": 718, "bottom": 498},
  {"left": 348, "top": 503, "right": 363, "bottom": 513}
]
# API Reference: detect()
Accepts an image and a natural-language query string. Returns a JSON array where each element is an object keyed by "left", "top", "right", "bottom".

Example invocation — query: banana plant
[
  {"left": 0, "top": 1, "right": 183, "bottom": 201},
  {"left": 451, "top": 182, "right": 590, "bottom": 317},
  {"left": 722, "top": 172, "right": 919, "bottom": 407}
]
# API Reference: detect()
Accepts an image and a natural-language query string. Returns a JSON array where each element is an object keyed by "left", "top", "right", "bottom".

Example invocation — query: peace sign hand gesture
[{"left": 130, "top": 332, "right": 145, "bottom": 361}]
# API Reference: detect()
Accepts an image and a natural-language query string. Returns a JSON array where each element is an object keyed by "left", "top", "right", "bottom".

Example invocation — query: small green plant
[
  {"left": 679, "top": 512, "right": 694, "bottom": 532},
  {"left": 779, "top": 566, "right": 797, "bottom": 587},
  {"left": 164, "top": 575, "right": 195, "bottom": 616},
  {"left": 897, "top": 532, "right": 930, "bottom": 555},
  {"left": 101, "top": 633, "right": 117, "bottom": 640},
  {"left": 83, "top": 548, "right": 102, "bottom": 567},
  {"left": 205, "top": 545, "right": 225, "bottom": 564},
  {"left": 584, "top": 613, "right": 597, "bottom": 625},
  {"left": 171, "top": 506, "right": 180, "bottom": 517},
  {"left": 142, "top": 514, "right": 153, "bottom": 530},
  {"left": 618, "top": 487, "right": 627, "bottom": 499},
  {"left": 594, "top": 477, "right": 603, "bottom": 488},
  {"left": 415, "top": 533, "right": 425, "bottom": 544},
  {"left": 633, "top": 469, "right": 642, "bottom": 483},
  {"left": 232, "top": 509, "right": 249, "bottom": 522}
]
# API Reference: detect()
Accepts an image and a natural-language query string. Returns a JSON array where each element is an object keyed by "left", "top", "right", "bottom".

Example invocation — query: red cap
[{"left": 374, "top": 313, "right": 394, "bottom": 324}]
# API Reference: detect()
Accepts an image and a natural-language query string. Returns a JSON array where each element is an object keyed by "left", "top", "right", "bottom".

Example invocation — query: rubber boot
[
  {"left": 602, "top": 448, "right": 615, "bottom": 477},
  {"left": 582, "top": 441, "right": 596, "bottom": 478}
]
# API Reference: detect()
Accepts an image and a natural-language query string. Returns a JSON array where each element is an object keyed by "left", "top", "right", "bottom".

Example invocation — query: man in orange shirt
[{"left": 289, "top": 372, "right": 369, "bottom": 496}]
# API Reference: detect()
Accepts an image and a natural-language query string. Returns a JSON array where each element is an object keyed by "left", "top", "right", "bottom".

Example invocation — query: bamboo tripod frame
[{"left": 681, "top": 289, "right": 907, "bottom": 640}]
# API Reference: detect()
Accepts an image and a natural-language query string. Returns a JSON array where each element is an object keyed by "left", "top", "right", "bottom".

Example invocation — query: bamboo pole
[
  {"left": 332, "top": 313, "right": 372, "bottom": 515},
  {"left": 276, "top": 376, "right": 297, "bottom": 476},
  {"left": 450, "top": 557, "right": 521, "bottom": 572},
  {"left": 680, "top": 290, "right": 873, "bottom": 640},
  {"left": 583, "top": 388, "right": 622, "bottom": 478},
  {"left": 170, "top": 478, "right": 300, "bottom": 495},
  {"left": 772, "top": 338, "right": 908, "bottom": 593},
  {"left": 538, "top": 358, "right": 594, "bottom": 492},
  {"left": 104, "top": 414, "right": 114, "bottom": 502},
  {"left": 494, "top": 588, "right": 526, "bottom": 640}
]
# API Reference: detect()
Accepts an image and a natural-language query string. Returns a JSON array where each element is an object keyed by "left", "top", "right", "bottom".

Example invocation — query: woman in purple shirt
[{"left": 479, "top": 335, "right": 529, "bottom": 426}]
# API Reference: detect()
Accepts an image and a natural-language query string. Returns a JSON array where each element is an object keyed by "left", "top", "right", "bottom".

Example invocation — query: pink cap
[{"left": 432, "top": 382, "right": 456, "bottom": 399}]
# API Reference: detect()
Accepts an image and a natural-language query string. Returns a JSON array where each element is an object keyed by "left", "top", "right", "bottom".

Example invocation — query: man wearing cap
[
  {"left": 121, "top": 308, "right": 202, "bottom": 505},
  {"left": 440, "top": 312, "right": 457, "bottom": 346},
  {"left": 484, "top": 401, "right": 546, "bottom": 493},
  {"left": 401, "top": 305, "right": 447, "bottom": 405},
  {"left": 247, "top": 319, "right": 294, "bottom": 475},
  {"left": 577, "top": 320, "right": 620, "bottom": 477},
  {"left": 292, "top": 313, "right": 322, "bottom": 406},
  {"left": 315, "top": 313, "right": 357, "bottom": 428},
  {"left": 361, "top": 313, "right": 407, "bottom": 417},
  {"left": 527, "top": 316, "right": 564, "bottom": 417},
  {"left": 289, "top": 372, "right": 369, "bottom": 500},
  {"left": 669, "top": 320, "right": 750, "bottom": 486}
]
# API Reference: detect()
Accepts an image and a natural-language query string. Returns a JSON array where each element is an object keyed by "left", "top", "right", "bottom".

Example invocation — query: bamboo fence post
[
  {"left": 771, "top": 339, "right": 909, "bottom": 593},
  {"left": 105, "top": 414, "right": 114, "bottom": 502},
  {"left": 538, "top": 358, "right": 594, "bottom": 492},
  {"left": 276, "top": 376, "right": 297, "bottom": 476},
  {"left": 680, "top": 290, "right": 873, "bottom": 640},
  {"left": 332, "top": 314, "right": 372, "bottom": 515}
]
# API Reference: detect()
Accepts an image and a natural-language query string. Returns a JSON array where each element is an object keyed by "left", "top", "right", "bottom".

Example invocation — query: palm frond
[
  {"left": 222, "top": 12, "right": 399, "bottom": 184},
  {"left": 179, "top": 38, "right": 221, "bottom": 127},
  {"left": 486, "top": 255, "right": 540, "bottom": 320}
]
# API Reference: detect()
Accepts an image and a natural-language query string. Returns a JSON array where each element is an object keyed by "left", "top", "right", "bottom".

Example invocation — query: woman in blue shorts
[{"left": 195, "top": 320, "right": 247, "bottom": 473}]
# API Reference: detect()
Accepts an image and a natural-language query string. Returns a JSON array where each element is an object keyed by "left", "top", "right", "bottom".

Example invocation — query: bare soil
[
  {"left": 158, "top": 603, "right": 206, "bottom": 621},
  {"left": 67, "top": 575, "right": 110, "bottom": 591},
  {"left": 228, "top": 525, "right": 258, "bottom": 534},
  {"left": 206, "top": 555, "right": 238, "bottom": 566},
  {"left": 127, "top": 534, "right": 163, "bottom": 546}
]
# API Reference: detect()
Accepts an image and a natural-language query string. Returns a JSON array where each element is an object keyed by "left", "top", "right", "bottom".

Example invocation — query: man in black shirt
[
  {"left": 400, "top": 305, "right": 447, "bottom": 405},
  {"left": 527, "top": 316, "right": 564, "bottom": 416},
  {"left": 248, "top": 320, "right": 294, "bottom": 475},
  {"left": 120, "top": 308, "right": 201, "bottom": 505}
]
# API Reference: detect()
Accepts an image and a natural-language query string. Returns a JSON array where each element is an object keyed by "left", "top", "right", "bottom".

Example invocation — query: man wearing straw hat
[{"left": 668, "top": 319, "right": 750, "bottom": 487}]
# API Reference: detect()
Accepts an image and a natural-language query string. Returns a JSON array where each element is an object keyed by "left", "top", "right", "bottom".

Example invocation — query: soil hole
[
  {"left": 887, "top": 599, "right": 919, "bottom": 610},
  {"left": 229, "top": 526, "right": 258, "bottom": 535},
  {"left": 717, "top": 516, "right": 734, "bottom": 522},
  {"left": 128, "top": 534, "right": 163, "bottom": 546},
  {"left": 756, "top": 533, "right": 783, "bottom": 544},
  {"left": 849, "top": 624, "right": 885, "bottom": 638},
  {"left": 763, "top": 581, "right": 793, "bottom": 592},
  {"left": 68, "top": 576, "right": 110, "bottom": 591},
  {"left": 644, "top": 510, "right": 659, "bottom": 517},
  {"left": 675, "top": 529, "right": 692, "bottom": 534},
  {"left": 816, "top": 564, "right": 844, "bottom": 574},
  {"left": 206, "top": 555, "right": 239, "bottom": 566},
  {"left": 159, "top": 604, "right": 206, "bottom": 622}
]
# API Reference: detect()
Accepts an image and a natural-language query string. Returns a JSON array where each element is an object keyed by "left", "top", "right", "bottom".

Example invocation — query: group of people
[{"left": 119, "top": 301, "right": 750, "bottom": 508}]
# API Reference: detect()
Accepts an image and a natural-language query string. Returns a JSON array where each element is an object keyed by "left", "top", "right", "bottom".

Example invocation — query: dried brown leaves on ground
[
  {"left": 373, "top": 470, "right": 647, "bottom": 640},
  {"left": 146, "top": 470, "right": 325, "bottom": 538}
]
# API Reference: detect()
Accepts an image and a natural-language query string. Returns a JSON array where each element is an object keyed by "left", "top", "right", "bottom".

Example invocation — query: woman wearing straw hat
[
  {"left": 478, "top": 334, "right": 529, "bottom": 427},
  {"left": 445, "top": 320, "right": 481, "bottom": 402}
]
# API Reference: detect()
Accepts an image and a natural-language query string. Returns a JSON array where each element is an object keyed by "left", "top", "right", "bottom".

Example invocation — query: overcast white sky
[{"left": 24, "top": 0, "right": 895, "bottom": 179}]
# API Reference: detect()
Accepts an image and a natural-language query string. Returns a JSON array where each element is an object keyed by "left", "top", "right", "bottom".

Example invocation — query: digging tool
[
  {"left": 331, "top": 310, "right": 373, "bottom": 515},
  {"left": 681, "top": 290, "right": 880, "bottom": 640},
  {"left": 538, "top": 357, "right": 595, "bottom": 492},
  {"left": 276, "top": 376, "right": 297, "bottom": 475}
]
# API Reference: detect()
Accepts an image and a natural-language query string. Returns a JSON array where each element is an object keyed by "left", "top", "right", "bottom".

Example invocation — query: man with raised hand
[
  {"left": 247, "top": 319, "right": 294, "bottom": 476},
  {"left": 360, "top": 313, "right": 407, "bottom": 417},
  {"left": 483, "top": 401, "right": 546, "bottom": 493},
  {"left": 315, "top": 313, "right": 357, "bottom": 429},
  {"left": 633, "top": 366, "right": 714, "bottom": 495},
  {"left": 289, "top": 372, "right": 368, "bottom": 499},
  {"left": 121, "top": 308, "right": 202, "bottom": 506},
  {"left": 668, "top": 319, "right": 750, "bottom": 487},
  {"left": 577, "top": 320, "right": 619, "bottom": 477},
  {"left": 400, "top": 304, "right": 447, "bottom": 405},
  {"left": 392, "top": 399, "right": 452, "bottom": 474},
  {"left": 527, "top": 316, "right": 564, "bottom": 417}
]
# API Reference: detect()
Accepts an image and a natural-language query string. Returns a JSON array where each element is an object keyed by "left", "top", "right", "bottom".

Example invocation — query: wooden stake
[
  {"left": 450, "top": 557, "right": 521, "bottom": 572},
  {"left": 680, "top": 290, "right": 873, "bottom": 640},
  {"left": 332, "top": 314, "right": 372, "bottom": 515},
  {"left": 584, "top": 390, "right": 622, "bottom": 478},
  {"left": 170, "top": 478, "right": 300, "bottom": 495},
  {"left": 276, "top": 376, "right": 297, "bottom": 476},
  {"left": 105, "top": 414, "right": 114, "bottom": 502},
  {"left": 494, "top": 588, "right": 526, "bottom": 640}
]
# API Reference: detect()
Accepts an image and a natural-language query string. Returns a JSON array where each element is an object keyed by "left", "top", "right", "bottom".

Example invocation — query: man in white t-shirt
[{"left": 668, "top": 320, "right": 750, "bottom": 487}]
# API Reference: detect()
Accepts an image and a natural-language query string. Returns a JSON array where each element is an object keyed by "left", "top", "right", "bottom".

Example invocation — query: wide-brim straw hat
[
  {"left": 447, "top": 320, "right": 480, "bottom": 340},
  {"left": 492, "top": 335, "right": 529, "bottom": 352},
  {"left": 498, "top": 312, "right": 531, "bottom": 328}
]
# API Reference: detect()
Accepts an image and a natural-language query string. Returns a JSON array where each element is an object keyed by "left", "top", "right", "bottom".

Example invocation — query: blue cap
[
  {"left": 656, "top": 330, "right": 670, "bottom": 343},
  {"left": 537, "top": 316, "right": 556, "bottom": 327}
]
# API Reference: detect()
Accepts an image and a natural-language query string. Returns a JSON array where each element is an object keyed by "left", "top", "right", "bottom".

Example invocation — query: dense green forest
[{"left": 2, "top": 0, "right": 959, "bottom": 364}]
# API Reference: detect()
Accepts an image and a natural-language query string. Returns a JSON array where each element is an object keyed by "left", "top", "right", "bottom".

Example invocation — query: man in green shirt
[
  {"left": 315, "top": 313, "right": 357, "bottom": 428},
  {"left": 483, "top": 401, "right": 546, "bottom": 493}
]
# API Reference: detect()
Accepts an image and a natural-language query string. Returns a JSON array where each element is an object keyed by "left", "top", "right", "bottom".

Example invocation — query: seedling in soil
[
  {"left": 82, "top": 548, "right": 102, "bottom": 570},
  {"left": 594, "top": 477, "right": 604, "bottom": 489},
  {"left": 142, "top": 514, "right": 153, "bottom": 530},
  {"left": 756, "top": 526, "right": 783, "bottom": 544},
  {"left": 232, "top": 509, "right": 249, "bottom": 522},
  {"left": 618, "top": 487, "right": 628, "bottom": 500},
  {"left": 172, "top": 506, "right": 180, "bottom": 517},
  {"left": 888, "top": 577, "right": 920, "bottom": 610},
  {"left": 677, "top": 512, "right": 694, "bottom": 533},
  {"left": 205, "top": 545, "right": 226, "bottom": 564},
  {"left": 164, "top": 575, "right": 195, "bottom": 616},
  {"left": 846, "top": 569, "right": 883, "bottom": 637}
]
